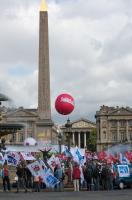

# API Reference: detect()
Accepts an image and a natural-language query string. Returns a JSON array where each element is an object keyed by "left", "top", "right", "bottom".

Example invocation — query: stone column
[
  {"left": 99, "top": 119, "right": 102, "bottom": 143},
  {"left": 25, "top": 122, "right": 28, "bottom": 139},
  {"left": 107, "top": 121, "right": 110, "bottom": 142},
  {"left": 16, "top": 132, "right": 19, "bottom": 143},
  {"left": 117, "top": 121, "right": 120, "bottom": 142},
  {"left": 78, "top": 132, "right": 80, "bottom": 148},
  {"left": 72, "top": 132, "right": 75, "bottom": 146},
  {"left": 126, "top": 121, "right": 129, "bottom": 141},
  {"left": 84, "top": 132, "right": 86, "bottom": 148}
]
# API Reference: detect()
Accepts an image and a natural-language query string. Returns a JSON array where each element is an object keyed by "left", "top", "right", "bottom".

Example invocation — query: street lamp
[
  {"left": 57, "top": 129, "right": 62, "bottom": 154},
  {"left": 0, "top": 138, "right": 6, "bottom": 152},
  {"left": 65, "top": 118, "right": 73, "bottom": 184},
  {"left": 65, "top": 118, "right": 72, "bottom": 151}
]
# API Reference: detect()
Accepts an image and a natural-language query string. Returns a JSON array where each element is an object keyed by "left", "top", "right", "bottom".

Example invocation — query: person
[
  {"left": 107, "top": 163, "right": 114, "bottom": 190},
  {"left": 82, "top": 162, "right": 87, "bottom": 188},
  {"left": 101, "top": 163, "right": 111, "bottom": 190},
  {"left": 84, "top": 163, "right": 93, "bottom": 191},
  {"left": 16, "top": 163, "right": 27, "bottom": 193},
  {"left": 25, "top": 166, "right": 32, "bottom": 188},
  {"left": 1, "top": 163, "right": 11, "bottom": 192},
  {"left": 33, "top": 175, "right": 40, "bottom": 192},
  {"left": 72, "top": 163, "right": 80, "bottom": 192},
  {"left": 93, "top": 164, "right": 100, "bottom": 191},
  {"left": 54, "top": 164, "right": 64, "bottom": 191}
]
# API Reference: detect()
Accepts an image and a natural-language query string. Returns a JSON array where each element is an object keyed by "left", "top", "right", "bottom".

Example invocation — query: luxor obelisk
[{"left": 36, "top": 0, "right": 53, "bottom": 143}]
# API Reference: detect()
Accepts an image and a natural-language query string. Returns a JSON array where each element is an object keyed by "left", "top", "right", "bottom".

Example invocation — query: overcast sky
[{"left": 1, "top": 0, "right": 132, "bottom": 124}]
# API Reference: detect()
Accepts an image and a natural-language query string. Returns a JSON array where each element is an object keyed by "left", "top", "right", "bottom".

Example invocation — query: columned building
[
  {"left": 95, "top": 105, "right": 132, "bottom": 152},
  {"left": 1, "top": 107, "right": 57, "bottom": 145},
  {"left": 61, "top": 118, "right": 96, "bottom": 149}
]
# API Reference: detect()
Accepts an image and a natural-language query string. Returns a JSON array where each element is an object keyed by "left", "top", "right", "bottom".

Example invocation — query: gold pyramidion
[{"left": 40, "top": 0, "right": 47, "bottom": 11}]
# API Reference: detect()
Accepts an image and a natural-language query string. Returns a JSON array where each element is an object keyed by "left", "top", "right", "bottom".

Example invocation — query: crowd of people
[{"left": 0, "top": 158, "right": 123, "bottom": 193}]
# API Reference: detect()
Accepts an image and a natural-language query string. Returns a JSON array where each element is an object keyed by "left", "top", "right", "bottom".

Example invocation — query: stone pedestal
[{"left": 36, "top": 119, "right": 53, "bottom": 143}]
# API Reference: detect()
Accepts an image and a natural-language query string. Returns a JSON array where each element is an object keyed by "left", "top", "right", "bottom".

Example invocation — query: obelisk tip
[{"left": 40, "top": 0, "right": 47, "bottom": 12}]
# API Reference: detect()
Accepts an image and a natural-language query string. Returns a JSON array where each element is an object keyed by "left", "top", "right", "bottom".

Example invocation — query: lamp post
[
  {"left": 0, "top": 138, "right": 6, "bottom": 152},
  {"left": 57, "top": 130, "right": 62, "bottom": 154},
  {"left": 65, "top": 118, "right": 73, "bottom": 184},
  {"left": 65, "top": 118, "right": 72, "bottom": 151}
]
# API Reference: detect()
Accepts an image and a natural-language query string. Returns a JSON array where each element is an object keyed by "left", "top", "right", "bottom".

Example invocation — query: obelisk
[{"left": 36, "top": 0, "right": 53, "bottom": 143}]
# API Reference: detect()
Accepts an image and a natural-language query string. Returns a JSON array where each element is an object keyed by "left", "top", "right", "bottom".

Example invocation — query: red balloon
[{"left": 55, "top": 93, "right": 75, "bottom": 115}]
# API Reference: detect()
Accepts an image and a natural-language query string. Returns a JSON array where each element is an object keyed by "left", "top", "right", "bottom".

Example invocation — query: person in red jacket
[{"left": 72, "top": 163, "right": 81, "bottom": 191}]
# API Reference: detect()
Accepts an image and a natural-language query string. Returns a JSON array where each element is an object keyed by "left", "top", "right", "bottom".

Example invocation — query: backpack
[
  {"left": 86, "top": 167, "right": 93, "bottom": 179},
  {"left": 62, "top": 172, "right": 65, "bottom": 180},
  {"left": 101, "top": 167, "right": 110, "bottom": 179},
  {"left": 93, "top": 167, "right": 99, "bottom": 178}
]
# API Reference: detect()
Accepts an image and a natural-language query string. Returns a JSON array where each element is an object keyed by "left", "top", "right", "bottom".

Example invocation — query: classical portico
[{"left": 61, "top": 118, "right": 96, "bottom": 148}]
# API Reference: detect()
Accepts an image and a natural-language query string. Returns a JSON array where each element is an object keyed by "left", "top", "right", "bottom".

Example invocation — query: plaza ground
[{"left": 0, "top": 190, "right": 132, "bottom": 200}]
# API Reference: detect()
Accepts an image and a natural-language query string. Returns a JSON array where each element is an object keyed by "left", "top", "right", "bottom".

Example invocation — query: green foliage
[{"left": 87, "top": 128, "right": 97, "bottom": 152}]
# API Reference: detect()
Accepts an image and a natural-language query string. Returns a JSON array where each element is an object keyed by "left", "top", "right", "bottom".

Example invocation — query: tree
[{"left": 87, "top": 128, "right": 97, "bottom": 152}]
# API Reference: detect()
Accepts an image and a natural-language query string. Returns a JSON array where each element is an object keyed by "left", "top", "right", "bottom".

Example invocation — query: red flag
[{"left": 98, "top": 151, "right": 107, "bottom": 161}]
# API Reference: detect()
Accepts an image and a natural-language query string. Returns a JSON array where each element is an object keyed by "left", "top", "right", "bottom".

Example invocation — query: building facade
[
  {"left": 61, "top": 118, "right": 96, "bottom": 149},
  {"left": 1, "top": 106, "right": 57, "bottom": 145},
  {"left": 95, "top": 105, "right": 132, "bottom": 152}
]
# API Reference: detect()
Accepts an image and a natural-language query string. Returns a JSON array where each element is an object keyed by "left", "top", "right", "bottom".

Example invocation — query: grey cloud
[
  {"left": 101, "top": 22, "right": 132, "bottom": 63},
  {"left": 56, "top": 0, "right": 126, "bottom": 20}
]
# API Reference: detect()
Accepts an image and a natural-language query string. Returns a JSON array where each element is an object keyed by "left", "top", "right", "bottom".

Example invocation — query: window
[
  {"left": 112, "top": 132, "right": 117, "bottom": 141},
  {"left": 12, "top": 133, "right": 16, "bottom": 142},
  {"left": 103, "top": 131, "right": 106, "bottom": 139},
  {"left": 28, "top": 132, "right": 33, "bottom": 137},
  {"left": 20, "top": 133, "right": 24, "bottom": 142},
  {"left": 128, "top": 120, "right": 132, "bottom": 127},
  {"left": 28, "top": 121, "right": 33, "bottom": 128},
  {"left": 111, "top": 121, "right": 117, "bottom": 127},
  {"left": 102, "top": 121, "right": 106, "bottom": 128},
  {"left": 120, "top": 120, "right": 126, "bottom": 127},
  {"left": 120, "top": 132, "right": 126, "bottom": 142},
  {"left": 130, "top": 133, "right": 132, "bottom": 140}
]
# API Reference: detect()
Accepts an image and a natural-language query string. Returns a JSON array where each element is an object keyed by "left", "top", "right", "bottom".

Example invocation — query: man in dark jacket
[
  {"left": 16, "top": 163, "right": 27, "bottom": 193},
  {"left": 84, "top": 163, "right": 93, "bottom": 191}
]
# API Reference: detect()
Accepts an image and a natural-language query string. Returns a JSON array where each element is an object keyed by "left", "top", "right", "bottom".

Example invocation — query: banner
[
  {"left": 7, "top": 152, "right": 20, "bottom": 166},
  {"left": 71, "top": 148, "right": 84, "bottom": 164},
  {"left": 27, "top": 161, "right": 43, "bottom": 177},
  {"left": 80, "top": 166, "right": 84, "bottom": 184},
  {"left": 47, "top": 155, "right": 60, "bottom": 169},
  {"left": 38, "top": 159, "right": 48, "bottom": 174},
  {"left": 98, "top": 151, "right": 107, "bottom": 161},
  {"left": 20, "top": 152, "right": 36, "bottom": 161},
  {"left": 117, "top": 165, "right": 130, "bottom": 177},
  {"left": 63, "top": 147, "right": 72, "bottom": 158},
  {"left": 76, "top": 149, "right": 84, "bottom": 163},
  {"left": 43, "top": 169, "right": 59, "bottom": 188},
  {"left": 0, "top": 153, "right": 4, "bottom": 165},
  {"left": 28, "top": 160, "right": 59, "bottom": 188}
]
